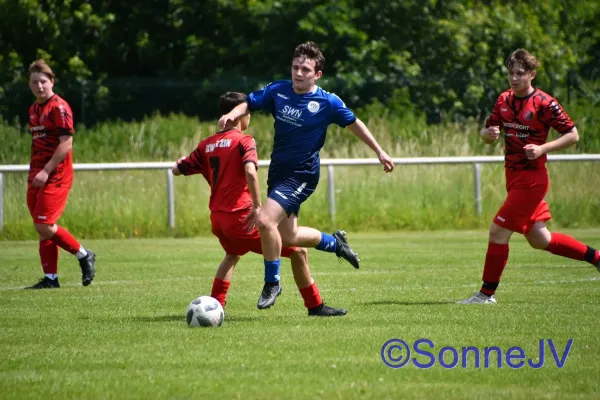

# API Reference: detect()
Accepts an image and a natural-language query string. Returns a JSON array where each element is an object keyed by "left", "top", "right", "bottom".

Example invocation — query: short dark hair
[
  {"left": 219, "top": 92, "right": 247, "bottom": 115},
  {"left": 293, "top": 41, "right": 325, "bottom": 72},
  {"left": 506, "top": 49, "right": 540, "bottom": 72}
]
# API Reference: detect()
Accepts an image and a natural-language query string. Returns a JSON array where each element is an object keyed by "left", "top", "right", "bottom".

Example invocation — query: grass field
[{"left": 1, "top": 231, "right": 599, "bottom": 399}]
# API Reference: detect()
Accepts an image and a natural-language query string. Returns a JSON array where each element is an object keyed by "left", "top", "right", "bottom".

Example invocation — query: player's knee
[
  {"left": 526, "top": 235, "right": 550, "bottom": 250},
  {"left": 280, "top": 233, "right": 297, "bottom": 247},
  {"left": 293, "top": 247, "right": 307, "bottom": 259},
  {"left": 256, "top": 213, "right": 274, "bottom": 232},
  {"left": 34, "top": 223, "right": 54, "bottom": 238},
  {"left": 488, "top": 223, "right": 511, "bottom": 244}
]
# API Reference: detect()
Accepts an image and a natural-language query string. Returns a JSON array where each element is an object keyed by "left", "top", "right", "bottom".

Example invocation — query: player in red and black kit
[
  {"left": 172, "top": 92, "right": 346, "bottom": 316},
  {"left": 459, "top": 49, "right": 600, "bottom": 304},
  {"left": 25, "top": 59, "right": 96, "bottom": 289}
]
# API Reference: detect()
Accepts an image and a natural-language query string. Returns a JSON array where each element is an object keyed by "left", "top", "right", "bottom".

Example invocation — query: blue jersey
[{"left": 247, "top": 80, "right": 356, "bottom": 182}]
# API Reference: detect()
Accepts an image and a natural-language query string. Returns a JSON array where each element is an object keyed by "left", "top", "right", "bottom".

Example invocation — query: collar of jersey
[{"left": 512, "top": 87, "right": 537, "bottom": 100}]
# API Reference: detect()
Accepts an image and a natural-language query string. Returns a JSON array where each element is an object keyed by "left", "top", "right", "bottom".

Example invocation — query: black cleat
[
  {"left": 257, "top": 282, "right": 282, "bottom": 309},
  {"left": 308, "top": 303, "right": 347, "bottom": 317},
  {"left": 333, "top": 230, "right": 360, "bottom": 269},
  {"left": 79, "top": 249, "right": 96, "bottom": 286},
  {"left": 25, "top": 277, "right": 60, "bottom": 289}
]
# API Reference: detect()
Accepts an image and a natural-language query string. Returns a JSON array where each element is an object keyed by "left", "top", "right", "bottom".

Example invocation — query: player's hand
[
  {"left": 243, "top": 206, "right": 260, "bottom": 233},
  {"left": 32, "top": 170, "right": 49, "bottom": 188},
  {"left": 377, "top": 150, "right": 394, "bottom": 172},
  {"left": 481, "top": 126, "right": 500, "bottom": 141},
  {"left": 523, "top": 144, "right": 545, "bottom": 160},
  {"left": 218, "top": 113, "right": 235, "bottom": 129},
  {"left": 172, "top": 157, "right": 186, "bottom": 176}
]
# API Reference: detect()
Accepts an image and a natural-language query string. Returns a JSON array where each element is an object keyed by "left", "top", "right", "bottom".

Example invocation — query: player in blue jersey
[{"left": 219, "top": 42, "right": 394, "bottom": 309}]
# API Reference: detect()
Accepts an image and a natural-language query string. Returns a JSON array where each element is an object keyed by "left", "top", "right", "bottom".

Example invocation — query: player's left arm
[
  {"left": 32, "top": 135, "right": 73, "bottom": 188},
  {"left": 240, "top": 136, "right": 261, "bottom": 232},
  {"left": 524, "top": 99, "right": 578, "bottom": 160},
  {"left": 346, "top": 119, "right": 394, "bottom": 172},
  {"left": 330, "top": 93, "right": 394, "bottom": 172}
]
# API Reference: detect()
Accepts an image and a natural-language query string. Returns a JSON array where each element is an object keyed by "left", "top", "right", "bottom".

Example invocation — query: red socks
[
  {"left": 211, "top": 278, "right": 323, "bottom": 310},
  {"left": 479, "top": 233, "right": 600, "bottom": 297},
  {"left": 211, "top": 279, "right": 324, "bottom": 310},
  {"left": 299, "top": 282, "right": 322, "bottom": 310},
  {"left": 211, "top": 278, "right": 231, "bottom": 307},
  {"left": 50, "top": 226, "right": 81, "bottom": 254},
  {"left": 546, "top": 232, "right": 600, "bottom": 265},
  {"left": 480, "top": 242, "right": 509, "bottom": 296},
  {"left": 39, "top": 239, "right": 59, "bottom": 274}
]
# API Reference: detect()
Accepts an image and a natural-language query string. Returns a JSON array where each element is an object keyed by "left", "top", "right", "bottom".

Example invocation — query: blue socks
[
  {"left": 315, "top": 232, "right": 337, "bottom": 253},
  {"left": 264, "top": 259, "right": 281, "bottom": 283}
]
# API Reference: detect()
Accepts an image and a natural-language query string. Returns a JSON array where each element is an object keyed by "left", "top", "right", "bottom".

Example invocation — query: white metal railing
[{"left": 1, "top": 155, "right": 599, "bottom": 231}]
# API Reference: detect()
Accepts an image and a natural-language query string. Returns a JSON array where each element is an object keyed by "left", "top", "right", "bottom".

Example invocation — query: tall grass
[{"left": 1, "top": 101, "right": 599, "bottom": 240}]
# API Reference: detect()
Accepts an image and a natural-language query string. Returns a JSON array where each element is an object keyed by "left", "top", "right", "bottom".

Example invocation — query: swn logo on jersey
[
  {"left": 206, "top": 139, "right": 232, "bottom": 153},
  {"left": 30, "top": 126, "right": 45, "bottom": 132},
  {"left": 282, "top": 105, "right": 303, "bottom": 118}
]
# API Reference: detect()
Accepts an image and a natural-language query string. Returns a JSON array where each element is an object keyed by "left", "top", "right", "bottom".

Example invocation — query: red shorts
[
  {"left": 210, "top": 210, "right": 296, "bottom": 257},
  {"left": 27, "top": 184, "right": 71, "bottom": 224},
  {"left": 493, "top": 168, "right": 552, "bottom": 234}
]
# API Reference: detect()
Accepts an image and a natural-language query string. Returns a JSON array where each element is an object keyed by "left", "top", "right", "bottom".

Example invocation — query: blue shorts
[{"left": 267, "top": 175, "right": 318, "bottom": 216}]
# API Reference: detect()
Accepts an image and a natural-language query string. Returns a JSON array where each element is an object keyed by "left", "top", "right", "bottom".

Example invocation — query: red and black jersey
[
  {"left": 28, "top": 94, "right": 74, "bottom": 186},
  {"left": 486, "top": 88, "right": 575, "bottom": 170},
  {"left": 177, "top": 129, "right": 259, "bottom": 213}
]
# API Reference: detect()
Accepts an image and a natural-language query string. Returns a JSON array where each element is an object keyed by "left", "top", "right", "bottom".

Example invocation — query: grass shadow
[
  {"left": 363, "top": 300, "right": 456, "bottom": 306},
  {"left": 133, "top": 315, "right": 183, "bottom": 322}
]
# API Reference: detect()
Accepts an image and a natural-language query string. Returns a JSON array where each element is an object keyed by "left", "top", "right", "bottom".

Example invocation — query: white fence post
[
  {"left": 473, "top": 163, "right": 482, "bottom": 216},
  {"left": 167, "top": 169, "right": 175, "bottom": 230},
  {"left": 327, "top": 165, "right": 335, "bottom": 224}
]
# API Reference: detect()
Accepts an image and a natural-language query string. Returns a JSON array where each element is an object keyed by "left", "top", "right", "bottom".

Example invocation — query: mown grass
[{"left": 1, "top": 231, "right": 599, "bottom": 399}]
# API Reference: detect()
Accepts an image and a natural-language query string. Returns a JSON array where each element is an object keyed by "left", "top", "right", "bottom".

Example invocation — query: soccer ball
[{"left": 186, "top": 296, "right": 224, "bottom": 328}]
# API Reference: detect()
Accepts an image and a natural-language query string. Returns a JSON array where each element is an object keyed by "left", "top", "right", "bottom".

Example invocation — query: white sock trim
[{"left": 75, "top": 246, "right": 88, "bottom": 260}]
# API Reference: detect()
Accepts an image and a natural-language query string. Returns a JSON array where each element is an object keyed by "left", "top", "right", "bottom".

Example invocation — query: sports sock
[
  {"left": 264, "top": 259, "right": 281, "bottom": 283},
  {"left": 75, "top": 246, "right": 88, "bottom": 260},
  {"left": 545, "top": 232, "right": 599, "bottom": 265},
  {"left": 480, "top": 242, "right": 509, "bottom": 296},
  {"left": 44, "top": 274, "right": 58, "bottom": 280},
  {"left": 211, "top": 278, "right": 230, "bottom": 307},
  {"left": 299, "top": 281, "right": 322, "bottom": 310},
  {"left": 315, "top": 233, "right": 337, "bottom": 253},
  {"left": 39, "top": 239, "right": 58, "bottom": 275},
  {"left": 50, "top": 226, "right": 81, "bottom": 255}
]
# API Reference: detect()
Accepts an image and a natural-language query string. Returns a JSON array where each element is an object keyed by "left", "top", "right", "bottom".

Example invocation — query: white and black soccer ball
[{"left": 186, "top": 296, "right": 224, "bottom": 328}]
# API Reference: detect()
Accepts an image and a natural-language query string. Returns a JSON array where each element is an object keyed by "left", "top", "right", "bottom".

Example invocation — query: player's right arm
[
  {"left": 172, "top": 146, "right": 204, "bottom": 176},
  {"left": 481, "top": 95, "right": 504, "bottom": 144},
  {"left": 218, "top": 102, "right": 249, "bottom": 129},
  {"left": 480, "top": 126, "right": 500, "bottom": 144},
  {"left": 225, "top": 81, "right": 279, "bottom": 132}
]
